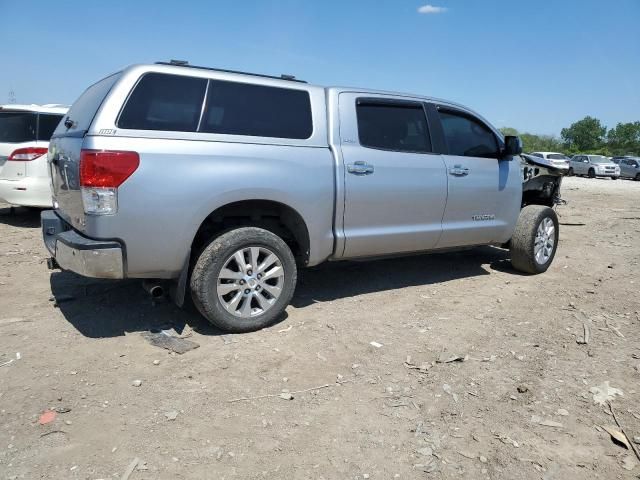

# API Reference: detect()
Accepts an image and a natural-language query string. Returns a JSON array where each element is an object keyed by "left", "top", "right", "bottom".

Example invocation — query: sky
[{"left": 0, "top": 0, "right": 638, "bottom": 136}]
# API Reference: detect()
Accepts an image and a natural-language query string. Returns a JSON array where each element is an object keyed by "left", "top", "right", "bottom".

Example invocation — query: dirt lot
[{"left": 1, "top": 176, "right": 639, "bottom": 480}]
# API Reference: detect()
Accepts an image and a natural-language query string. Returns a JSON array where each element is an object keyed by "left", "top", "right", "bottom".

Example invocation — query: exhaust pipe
[
  {"left": 142, "top": 280, "right": 165, "bottom": 299},
  {"left": 47, "top": 257, "right": 60, "bottom": 270}
]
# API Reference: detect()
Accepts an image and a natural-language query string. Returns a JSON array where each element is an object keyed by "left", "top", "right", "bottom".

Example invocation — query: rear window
[
  {"left": 547, "top": 154, "right": 569, "bottom": 160},
  {"left": 200, "top": 80, "right": 313, "bottom": 139},
  {"left": 0, "top": 112, "right": 37, "bottom": 143},
  {"left": 356, "top": 101, "right": 431, "bottom": 153},
  {"left": 118, "top": 73, "right": 313, "bottom": 140},
  {"left": 118, "top": 73, "right": 207, "bottom": 132},
  {"left": 37, "top": 114, "right": 64, "bottom": 140},
  {"left": 57, "top": 72, "right": 121, "bottom": 134}
]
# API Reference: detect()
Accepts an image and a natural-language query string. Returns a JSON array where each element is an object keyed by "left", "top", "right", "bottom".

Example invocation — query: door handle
[
  {"left": 347, "top": 161, "right": 375, "bottom": 175},
  {"left": 449, "top": 165, "right": 469, "bottom": 176}
]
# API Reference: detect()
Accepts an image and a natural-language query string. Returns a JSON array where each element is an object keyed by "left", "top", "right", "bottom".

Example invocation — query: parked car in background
[
  {"left": 529, "top": 151, "right": 571, "bottom": 170},
  {"left": 42, "top": 61, "right": 562, "bottom": 332},
  {"left": 0, "top": 104, "right": 68, "bottom": 207},
  {"left": 612, "top": 156, "right": 640, "bottom": 180},
  {"left": 568, "top": 154, "right": 620, "bottom": 179}
]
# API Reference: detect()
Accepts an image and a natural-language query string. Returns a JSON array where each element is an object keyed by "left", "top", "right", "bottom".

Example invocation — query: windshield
[
  {"left": 548, "top": 154, "right": 569, "bottom": 160},
  {"left": 589, "top": 156, "right": 610, "bottom": 164},
  {"left": 0, "top": 111, "right": 37, "bottom": 143}
]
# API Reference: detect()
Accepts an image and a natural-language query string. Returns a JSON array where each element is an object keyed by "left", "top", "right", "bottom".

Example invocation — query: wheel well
[
  {"left": 191, "top": 200, "right": 310, "bottom": 265},
  {"left": 522, "top": 175, "right": 562, "bottom": 208}
]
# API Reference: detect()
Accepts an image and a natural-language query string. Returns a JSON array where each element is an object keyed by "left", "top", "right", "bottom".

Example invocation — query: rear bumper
[
  {"left": 41, "top": 210, "right": 124, "bottom": 279},
  {"left": 0, "top": 177, "right": 53, "bottom": 207}
]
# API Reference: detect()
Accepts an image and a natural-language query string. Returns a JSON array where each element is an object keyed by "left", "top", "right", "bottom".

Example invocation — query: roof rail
[{"left": 155, "top": 60, "right": 307, "bottom": 83}]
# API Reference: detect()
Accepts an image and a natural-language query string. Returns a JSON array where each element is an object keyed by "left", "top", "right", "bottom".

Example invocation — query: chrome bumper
[{"left": 41, "top": 210, "right": 124, "bottom": 279}]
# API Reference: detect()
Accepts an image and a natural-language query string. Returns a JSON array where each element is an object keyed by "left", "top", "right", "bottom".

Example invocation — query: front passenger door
[{"left": 434, "top": 106, "right": 521, "bottom": 247}]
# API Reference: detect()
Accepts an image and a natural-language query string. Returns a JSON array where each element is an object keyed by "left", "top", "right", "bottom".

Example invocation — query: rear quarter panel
[{"left": 81, "top": 135, "right": 335, "bottom": 277}]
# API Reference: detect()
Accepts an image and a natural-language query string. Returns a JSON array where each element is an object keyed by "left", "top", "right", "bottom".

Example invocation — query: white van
[{"left": 0, "top": 104, "right": 68, "bottom": 207}]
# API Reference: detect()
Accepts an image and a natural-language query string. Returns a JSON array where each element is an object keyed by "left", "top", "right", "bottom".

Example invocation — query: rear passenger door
[
  {"left": 339, "top": 94, "right": 447, "bottom": 258},
  {"left": 431, "top": 105, "right": 520, "bottom": 247}
]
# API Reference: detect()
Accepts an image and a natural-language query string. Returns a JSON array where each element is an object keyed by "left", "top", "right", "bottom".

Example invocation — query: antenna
[{"left": 8, "top": 89, "right": 16, "bottom": 104}]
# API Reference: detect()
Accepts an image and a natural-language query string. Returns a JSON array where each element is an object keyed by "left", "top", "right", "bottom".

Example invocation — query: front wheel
[
  {"left": 510, "top": 205, "right": 559, "bottom": 274},
  {"left": 611, "top": 176, "right": 618, "bottom": 180},
  {"left": 190, "top": 227, "right": 297, "bottom": 332},
  {"left": 567, "top": 167, "right": 574, "bottom": 176},
  {"left": 588, "top": 168, "right": 596, "bottom": 178},
  {"left": 636, "top": 173, "right": 640, "bottom": 181}
]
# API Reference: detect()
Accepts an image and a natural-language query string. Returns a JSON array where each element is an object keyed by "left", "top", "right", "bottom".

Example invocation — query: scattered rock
[
  {"left": 53, "top": 406, "right": 71, "bottom": 414},
  {"left": 152, "top": 360, "right": 160, "bottom": 365},
  {"left": 278, "top": 393, "right": 294, "bottom": 400},
  {"left": 556, "top": 408, "right": 569, "bottom": 416},
  {"left": 132, "top": 380, "right": 143, "bottom": 387},
  {"left": 417, "top": 446, "right": 433, "bottom": 456},
  {"left": 621, "top": 455, "right": 637, "bottom": 471},
  {"left": 164, "top": 410, "right": 179, "bottom": 421},
  {"left": 590, "top": 381, "right": 624, "bottom": 405},
  {"left": 479, "top": 455, "right": 488, "bottom": 463},
  {"left": 443, "top": 384, "right": 458, "bottom": 403},
  {"left": 633, "top": 436, "right": 640, "bottom": 445},
  {"left": 517, "top": 385, "right": 529, "bottom": 393},
  {"left": 369, "top": 341, "right": 383, "bottom": 348}
]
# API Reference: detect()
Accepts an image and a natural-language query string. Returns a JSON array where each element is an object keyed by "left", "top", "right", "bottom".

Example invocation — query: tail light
[
  {"left": 8, "top": 147, "right": 48, "bottom": 161},
  {"left": 79, "top": 149, "right": 139, "bottom": 215}
]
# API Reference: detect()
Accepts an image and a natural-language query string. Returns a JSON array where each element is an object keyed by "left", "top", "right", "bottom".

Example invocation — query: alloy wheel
[
  {"left": 216, "top": 246, "right": 284, "bottom": 317},
  {"left": 534, "top": 217, "right": 555, "bottom": 265}
]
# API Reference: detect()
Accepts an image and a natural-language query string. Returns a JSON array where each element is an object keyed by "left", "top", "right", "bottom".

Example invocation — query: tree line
[{"left": 500, "top": 117, "right": 640, "bottom": 156}]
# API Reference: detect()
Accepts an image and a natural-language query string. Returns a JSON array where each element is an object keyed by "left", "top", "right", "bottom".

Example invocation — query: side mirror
[{"left": 503, "top": 136, "right": 523, "bottom": 157}]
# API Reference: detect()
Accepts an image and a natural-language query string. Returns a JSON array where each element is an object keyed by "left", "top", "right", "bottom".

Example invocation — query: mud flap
[{"left": 170, "top": 251, "right": 190, "bottom": 308}]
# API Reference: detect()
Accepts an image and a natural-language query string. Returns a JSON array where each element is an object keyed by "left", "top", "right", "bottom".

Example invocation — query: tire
[
  {"left": 611, "top": 176, "right": 618, "bottom": 180},
  {"left": 635, "top": 173, "right": 640, "bottom": 181},
  {"left": 588, "top": 168, "right": 595, "bottom": 178},
  {"left": 190, "top": 227, "right": 297, "bottom": 332},
  {"left": 567, "top": 167, "right": 574, "bottom": 176},
  {"left": 510, "top": 205, "right": 559, "bottom": 274}
]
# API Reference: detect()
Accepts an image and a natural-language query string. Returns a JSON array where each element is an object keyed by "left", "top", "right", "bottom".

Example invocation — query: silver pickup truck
[{"left": 42, "top": 61, "right": 561, "bottom": 332}]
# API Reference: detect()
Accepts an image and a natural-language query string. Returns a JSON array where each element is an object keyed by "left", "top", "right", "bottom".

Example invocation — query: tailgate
[{"left": 49, "top": 134, "right": 85, "bottom": 229}]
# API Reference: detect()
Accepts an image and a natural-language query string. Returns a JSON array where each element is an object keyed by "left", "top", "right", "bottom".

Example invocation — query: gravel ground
[{"left": 0, "top": 175, "right": 639, "bottom": 479}]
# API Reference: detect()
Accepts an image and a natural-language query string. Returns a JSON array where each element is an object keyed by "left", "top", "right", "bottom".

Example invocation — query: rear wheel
[
  {"left": 510, "top": 205, "right": 559, "bottom": 274},
  {"left": 611, "top": 176, "right": 618, "bottom": 180},
  {"left": 635, "top": 173, "right": 640, "bottom": 181},
  {"left": 588, "top": 168, "right": 596, "bottom": 178},
  {"left": 190, "top": 227, "right": 297, "bottom": 332}
]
